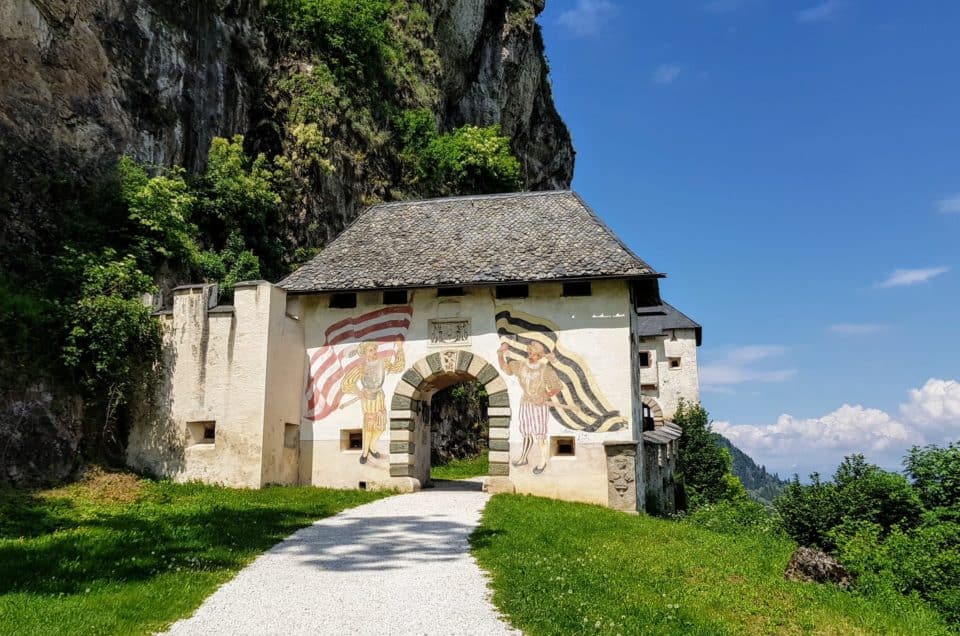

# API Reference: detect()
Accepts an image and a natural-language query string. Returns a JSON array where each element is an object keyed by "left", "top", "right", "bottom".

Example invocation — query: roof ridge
[{"left": 366, "top": 189, "right": 572, "bottom": 210}]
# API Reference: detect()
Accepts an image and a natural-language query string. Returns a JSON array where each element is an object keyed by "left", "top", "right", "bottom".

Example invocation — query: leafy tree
[
  {"left": 905, "top": 442, "right": 960, "bottom": 515},
  {"left": 675, "top": 400, "right": 747, "bottom": 510},
  {"left": 833, "top": 454, "right": 923, "bottom": 532},
  {"left": 117, "top": 158, "right": 198, "bottom": 267},
  {"left": 62, "top": 252, "right": 162, "bottom": 452},
  {"left": 774, "top": 473, "right": 843, "bottom": 549}
]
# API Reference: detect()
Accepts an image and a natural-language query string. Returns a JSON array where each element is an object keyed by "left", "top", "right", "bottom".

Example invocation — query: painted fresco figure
[
  {"left": 340, "top": 339, "right": 405, "bottom": 463},
  {"left": 497, "top": 340, "right": 563, "bottom": 474}
]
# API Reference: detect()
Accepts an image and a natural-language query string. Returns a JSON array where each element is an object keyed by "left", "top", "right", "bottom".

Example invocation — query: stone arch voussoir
[
  {"left": 642, "top": 395, "right": 665, "bottom": 428},
  {"left": 388, "top": 349, "right": 512, "bottom": 478}
]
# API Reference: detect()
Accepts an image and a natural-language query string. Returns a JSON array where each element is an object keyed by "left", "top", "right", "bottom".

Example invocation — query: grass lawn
[
  {"left": 472, "top": 494, "right": 951, "bottom": 635},
  {"left": 430, "top": 451, "right": 489, "bottom": 481},
  {"left": 0, "top": 469, "right": 389, "bottom": 635}
]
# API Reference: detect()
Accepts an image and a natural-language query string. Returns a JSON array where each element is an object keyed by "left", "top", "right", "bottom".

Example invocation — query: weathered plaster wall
[
  {"left": 637, "top": 328, "right": 700, "bottom": 420},
  {"left": 127, "top": 281, "right": 301, "bottom": 488},
  {"left": 299, "top": 280, "right": 635, "bottom": 505}
]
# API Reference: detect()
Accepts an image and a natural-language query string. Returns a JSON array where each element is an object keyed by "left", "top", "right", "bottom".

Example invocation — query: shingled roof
[
  {"left": 635, "top": 302, "right": 702, "bottom": 346},
  {"left": 279, "top": 191, "right": 658, "bottom": 292}
]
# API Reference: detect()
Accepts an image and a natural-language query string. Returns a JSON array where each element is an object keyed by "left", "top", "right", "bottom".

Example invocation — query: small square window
[
  {"left": 341, "top": 429, "right": 363, "bottom": 451},
  {"left": 638, "top": 351, "right": 651, "bottom": 368},
  {"left": 552, "top": 436, "right": 576, "bottom": 456},
  {"left": 437, "top": 287, "right": 464, "bottom": 297},
  {"left": 495, "top": 284, "right": 528, "bottom": 299},
  {"left": 562, "top": 281, "right": 592, "bottom": 297},
  {"left": 383, "top": 290, "right": 407, "bottom": 305},
  {"left": 284, "top": 423, "right": 299, "bottom": 449},
  {"left": 668, "top": 357, "right": 681, "bottom": 369},
  {"left": 329, "top": 293, "right": 357, "bottom": 308},
  {"left": 187, "top": 420, "right": 216, "bottom": 446}
]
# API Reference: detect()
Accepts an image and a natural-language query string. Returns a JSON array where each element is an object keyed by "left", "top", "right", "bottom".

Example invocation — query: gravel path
[{"left": 164, "top": 479, "right": 518, "bottom": 636}]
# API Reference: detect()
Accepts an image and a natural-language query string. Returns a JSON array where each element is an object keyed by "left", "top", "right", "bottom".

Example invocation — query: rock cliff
[
  {"left": 0, "top": 0, "right": 573, "bottom": 255},
  {"left": 0, "top": 0, "right": 573, "bottom": 483}
]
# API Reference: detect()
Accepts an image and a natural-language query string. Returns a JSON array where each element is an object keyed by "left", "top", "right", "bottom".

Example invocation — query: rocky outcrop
[
  {"left": 784, "top": 547, "right": 855, "bottom": 589},
  {"left": 0, "top": 386, "right": 83, "bottom": 485},
  {"left": 0, "top": 0, "right": 573, "bottom": 258}
]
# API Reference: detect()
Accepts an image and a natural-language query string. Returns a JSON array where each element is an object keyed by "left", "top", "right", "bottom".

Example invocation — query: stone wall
[{"left": 127, "top": 281, "right": 303, "bottom": 487}]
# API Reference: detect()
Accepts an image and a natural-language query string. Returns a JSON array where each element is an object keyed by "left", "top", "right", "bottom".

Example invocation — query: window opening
[
  {"left": 562, "top": 281, "right": 592, "bottom": 296},
  {"left": 383, "top": 290, "right": 407, "bottom": 304},
  {"left": 329, "top": 293, "right": 357, "bottom": 308},
  {"left": 495, "top": 284, "right": 528, "bottom": 299}
]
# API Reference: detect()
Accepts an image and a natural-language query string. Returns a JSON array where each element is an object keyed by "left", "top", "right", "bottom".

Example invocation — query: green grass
[
  {"left": 0, "top": 472, "right": 389, "bottom": 635},
  {"left": 430, "top": 451, "right": 489, "bottom": 481},
  {"left": 471, "top": 494, "right": 952, "bottom": 635}
]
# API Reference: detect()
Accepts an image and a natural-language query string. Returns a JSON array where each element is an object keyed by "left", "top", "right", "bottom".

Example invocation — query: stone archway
[
  {"left": 641, "top": 395, "right": 665, "bottom": 428},
  {"left": 388, "top": 349, "right": 512, "bottom": 485}
]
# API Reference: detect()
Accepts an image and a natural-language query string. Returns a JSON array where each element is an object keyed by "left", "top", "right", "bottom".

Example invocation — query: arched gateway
[
  {"left": 128, "top": 191, "right": 704, "bottom": 514},
  {"left": 388, "top": 350, "right": 511, "bottom": 484}
]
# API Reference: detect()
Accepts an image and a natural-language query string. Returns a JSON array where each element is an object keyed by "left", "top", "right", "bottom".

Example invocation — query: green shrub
[
  {"left": 832, "top": 516, "right": 960, "bottom": 624},
  {"left": 415, "top": 124, "right": 522, "bottom": 196},
  {"left": 684, "top": 498, "right": 783, "bottom": 537}
]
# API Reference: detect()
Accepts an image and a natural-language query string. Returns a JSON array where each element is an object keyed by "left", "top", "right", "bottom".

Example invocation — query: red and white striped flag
[{"left": 304, "top": 305, "right": 413, "bottom": 421}]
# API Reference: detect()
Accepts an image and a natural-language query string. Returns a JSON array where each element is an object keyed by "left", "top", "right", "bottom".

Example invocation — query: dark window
[
  {"left": 329, "top": 293, "right": 357, "bottom": 308},
  {"left": 632, "top": 278, "right": 662, "bottom": 307},
  {"left": 348, "top": 432, "right": 363, "bottom": 449},
  {"left": 383, "top": 290, "right": 407, "bottom": 305},
  {"left": 642, "top": 405, "right": 655, "bottom": 432},
  {"left": 562, "top": 281, "right": 592, "bottom": 296},
  {"left": 669, "top": 357, "right": 681, "bottom": 369},
  {"left": 553, "top": 437, "right": 576, "bottom": 456},
  {"left": 203, "top": 422, "right": 216, "bottom": 440},
  {"left": 437, "top": 287, "right": 464, "bottom": 297},
  {"left": 495, "top": 284, "right": 528, "bottom": 299},
  {"left": 638, "top": 351, "right": 651, "bottom": 368}
]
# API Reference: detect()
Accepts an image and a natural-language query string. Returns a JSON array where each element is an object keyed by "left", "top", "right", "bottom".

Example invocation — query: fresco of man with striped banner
[
  {"left": 304, "top": 306, "right": 412, "bottom": 463},
  {"left": 496, "top": 307, "right": 628, "bottom": 474}
]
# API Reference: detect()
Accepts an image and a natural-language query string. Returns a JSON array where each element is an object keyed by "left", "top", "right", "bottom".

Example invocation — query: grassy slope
[
  {"left": 0, "top": 472, "right": 388, "bottom": 635},
  {"left": 430, "top": 451, "right": 489, "bottom": 481},
  {"left": 472, "top": 495, "right": 950, "bottom": 636}
]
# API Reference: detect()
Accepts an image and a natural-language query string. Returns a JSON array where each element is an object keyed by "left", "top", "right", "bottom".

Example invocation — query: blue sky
[{"left": 539, "top": 0, "right": 960, "bottom": 478}]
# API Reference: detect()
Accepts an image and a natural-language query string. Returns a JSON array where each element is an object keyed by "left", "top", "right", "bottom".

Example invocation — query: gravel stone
[{"left": 164, "top": 480, "right": 518, "bottom": 635}]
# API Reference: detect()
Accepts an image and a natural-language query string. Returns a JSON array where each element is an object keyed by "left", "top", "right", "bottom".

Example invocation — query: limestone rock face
[
  {"left": 784, "top": 547, "right": 855, "bottom": 589},
  {"left": 0, "top": 0, "right": 573, "bottom": 255},
  {"left": 0, "top": 386, "right": 83, "bottom": 485}
]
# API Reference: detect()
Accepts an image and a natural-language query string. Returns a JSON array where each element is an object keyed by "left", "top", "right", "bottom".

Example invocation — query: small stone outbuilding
[{"left": 128, "top": 191, "right": 702, "bottom": 512}]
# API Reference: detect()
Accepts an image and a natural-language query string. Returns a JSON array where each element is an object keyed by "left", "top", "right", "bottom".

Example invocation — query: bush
[
  {"left": 775, "top": 455, "right": 923, "bottom": 550},
  {"left": 415, "top": 124, "right": 523, "bottom": 197},
  {"left": 774, "top": 473, "right": 843, "bottom": 549},
  {"left": 684, "top": 498, "right": 782, "bottom": 537}
]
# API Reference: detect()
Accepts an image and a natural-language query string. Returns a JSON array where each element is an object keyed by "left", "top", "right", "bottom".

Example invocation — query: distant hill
[{"left": 713, "top": 435, "right": 789, "bottom": 505}]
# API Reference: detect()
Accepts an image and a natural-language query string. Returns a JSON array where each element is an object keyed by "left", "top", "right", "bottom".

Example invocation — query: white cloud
[
  {"left": 828, "top": 323, "right": 888, "bottom": 336},
  {"left": 797, "top": 0, "right": 845, "bottom": 24},
  {"left": 936, "top": 194, "right": 960, "bottom": 214},
  {"left": 557, "top": 0, "right": 617, "bottom": 37},
  {"left": 700, "top": 345, "right": 795, "bottom": 392},
  {"left": 900, "top": 379, "right": 960, "bottom": 440},
  {"left": 714, "top": 378, "right": 960, "bottom": 477},
  {"left": 652, "top": 64, "right": 683, "bottom": 85},
  {"left": 876, "top": 267, "right": 949, "bottom": 288}
]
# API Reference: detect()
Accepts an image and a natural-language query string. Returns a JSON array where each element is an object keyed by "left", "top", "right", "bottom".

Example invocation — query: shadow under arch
[
  {"left": 388, "top": 349, "right": 512, "bottom": 483},
  {"left": 641, "top": 395, "right": 665, "bottom": 430}
]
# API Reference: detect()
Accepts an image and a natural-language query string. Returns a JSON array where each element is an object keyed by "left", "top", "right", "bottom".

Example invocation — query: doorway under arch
[{"left": 388, "top": 349, "right": 512, "bottom": 487}]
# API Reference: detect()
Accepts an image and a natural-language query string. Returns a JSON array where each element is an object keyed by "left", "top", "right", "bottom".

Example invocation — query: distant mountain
[{"left": 713, "top": 434, "right": 789, "bottom": 505}]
